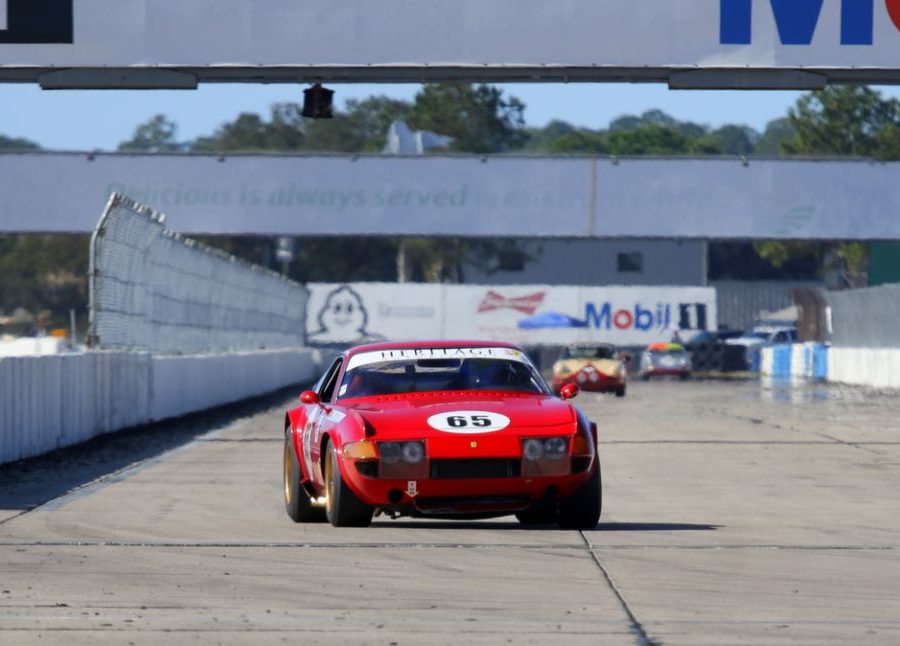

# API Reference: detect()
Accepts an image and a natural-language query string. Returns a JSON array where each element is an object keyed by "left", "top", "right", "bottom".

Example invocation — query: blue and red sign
[
  {"left": 517, "top": 302, "right": 709, "bottom": 334},
  {"left": 721, "top": 0, "right": 900, "bottom": 45}
]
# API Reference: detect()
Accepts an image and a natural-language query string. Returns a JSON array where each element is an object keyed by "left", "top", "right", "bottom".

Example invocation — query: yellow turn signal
[
  {"left": 342, "top": 440, "right": 378, "bottom": 460},
  {"left": 572, "top": 435, "right": 595, "bottom": 456}
]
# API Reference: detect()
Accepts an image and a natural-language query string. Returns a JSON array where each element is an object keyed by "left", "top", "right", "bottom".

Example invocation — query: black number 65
[{"left": 447, "top": 414, "right": 492, "bottom": 428}]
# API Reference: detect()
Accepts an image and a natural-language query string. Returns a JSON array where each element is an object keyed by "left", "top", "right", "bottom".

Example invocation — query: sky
[{"left": 4, "top": 81, "right": 900, "bottom": 152}]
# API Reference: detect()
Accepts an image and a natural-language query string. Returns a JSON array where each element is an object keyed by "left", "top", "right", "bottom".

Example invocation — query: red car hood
[{"left": 344, "top": 391, "right": 575, "bottom": 439}]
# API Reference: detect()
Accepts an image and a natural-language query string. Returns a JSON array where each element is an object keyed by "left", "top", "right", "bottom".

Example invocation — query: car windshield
[
  {"left": 649, "top": 349, "right": 686, "bottom": 357},
  {"left": 338, "top": 355, "right": 548, "bottom": 398},
  {"left": 564, "top": 345, "right": 617, "bottom": 360}
]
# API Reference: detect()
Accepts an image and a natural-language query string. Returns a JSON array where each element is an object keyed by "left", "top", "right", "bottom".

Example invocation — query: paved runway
[{"left": 1, "top": 379, "right": 899, "bottom": 645}]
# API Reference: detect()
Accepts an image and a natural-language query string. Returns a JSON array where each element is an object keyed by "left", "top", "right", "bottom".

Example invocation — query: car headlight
[
  {"left": 378, "top": 441, "right": 425, "bottom": 465},
  {"left": 522, "top": 436, "right": 572, "bottom": 477},
  {"left": 378, "top": 442, "right": 402, "bottom": 464},
  {"left": 401, "top": 441, "right": 425, "bottom": 464},
  {"left": 543, "top": 437, "right": 568, "bottom": 460},
  {"left": 522, "top": 438, "right": 545, "bottom": 460},
  {"left": 522, "top": 437, "right": 569, "bottom": 461}
]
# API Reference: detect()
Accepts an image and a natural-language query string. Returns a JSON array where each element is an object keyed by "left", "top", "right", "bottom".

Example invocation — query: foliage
[
  {"left": 192, "top": 104, "right": 306, "bottom": 152},
  {"left": 0, "top": 235, "right": 90, "bottom": 329},
  {"left": 782, "top": 86, "right": 900, "bottom": 159},
  {"left": 754, "top": 118, "right": 795, "bottom": 155},
  {"left": 406, "top": 83, "right": 527, "bottom": 153},
  {"left": 0, "top": 134, "right": 40, "bottom": 151},
  {"left": 118, "top": 115, "right": 184, "bottom": 152}
]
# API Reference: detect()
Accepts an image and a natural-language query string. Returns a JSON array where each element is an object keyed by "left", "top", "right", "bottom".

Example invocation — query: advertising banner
[
  {"left": 306, "top": 283, "right": 717, "bottom": 347},
  {"left": 0, "top": 153, "right": 591, "bottom": 236},
  {"left": 0, "top": 153, "right": 900, "bottom": 240},
  {"left": 593, "top": 158, "right": 900, "bottom": 240},
  {"left": 3, "top": 153, "right": 900, "bottom": 239},
  {"left": 4, "top": 1, "right": 900, "bottom": 84}
]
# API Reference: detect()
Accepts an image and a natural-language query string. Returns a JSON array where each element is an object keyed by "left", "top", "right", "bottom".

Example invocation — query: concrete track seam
[{"left": 579, "top": 531, "right": 661, "bottom": 646}]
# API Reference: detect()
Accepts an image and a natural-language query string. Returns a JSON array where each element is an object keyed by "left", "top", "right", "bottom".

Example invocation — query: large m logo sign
[
  {"left": 720, "top": 0, "right": 900, "bottom": 45},
  {"left": 0, "top": 0, "right": 72, "bottom": 44}
]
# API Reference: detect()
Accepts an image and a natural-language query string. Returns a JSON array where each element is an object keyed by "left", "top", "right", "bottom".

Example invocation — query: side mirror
[
  {"left": 299, "top": 390, "right": 320, "bottom": 405},
  {"left": 559, "top": 383, "right": 579, "bottom": 400}
]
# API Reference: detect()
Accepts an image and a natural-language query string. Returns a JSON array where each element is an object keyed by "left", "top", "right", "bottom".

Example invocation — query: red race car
[{"left": 283, "top": 340, "right": 601, "bottom": 528}]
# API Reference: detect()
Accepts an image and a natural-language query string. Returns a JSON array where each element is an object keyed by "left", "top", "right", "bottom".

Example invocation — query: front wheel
[
  {"left": 324, "top": 441, "right": 374, "bottom": 527},
  {"left": 284, "top": 432, "right": 325, "bottom": 523},
  {"left": 557, "top": 460, "right": 602, "bottom": 529},
  {"left": 615, "top": 384, "right": 626, "bottom": 398}
]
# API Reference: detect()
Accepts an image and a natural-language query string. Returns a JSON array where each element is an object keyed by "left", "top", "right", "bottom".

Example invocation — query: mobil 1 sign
[{"left": 446, "top": 285, "right": 717, "bottom": 346}]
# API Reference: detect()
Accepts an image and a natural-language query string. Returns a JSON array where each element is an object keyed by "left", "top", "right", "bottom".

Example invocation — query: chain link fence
[{"left": 89, "top": 194, "right": 308, "bottom": 353}]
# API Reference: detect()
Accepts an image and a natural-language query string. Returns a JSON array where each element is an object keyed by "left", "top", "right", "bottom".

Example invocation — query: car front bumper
[{"left": 342, "top": 457, "right": 597, "bottom": 515}]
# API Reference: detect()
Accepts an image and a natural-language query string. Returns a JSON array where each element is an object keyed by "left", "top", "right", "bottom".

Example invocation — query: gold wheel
[
  {"left": 283, "top": 439, "right": 293, "bottom": 504},
  {"left": 324, "top": 445, "right": 334, "bottom": 516}
]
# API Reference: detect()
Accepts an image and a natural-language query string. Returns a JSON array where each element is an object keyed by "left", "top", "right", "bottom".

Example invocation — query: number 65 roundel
[{"left": 426, "top": 411, "right": 511, "bottom": 433}]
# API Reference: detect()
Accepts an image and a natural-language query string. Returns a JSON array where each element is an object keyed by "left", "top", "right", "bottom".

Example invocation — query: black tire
[
  {"left": 324, "top": 441, "right": 373, "bottom": 527},
  {"left": 284, "top": 432, "right": 325, "bottom": 523},
  {"left": 680, "top": 372, "right": 691, "bottom": 381},
  {"left": 557, "top": 460, "right": 602, "bottom": 529},
  {"left": 615, "top": 384, "right": 626, "bottom": 398},
  {"left": 515, "top": 501, "right": 557, "bottom": 525},
  {"left": 641, "top": 372, "right": 650, "bottom": 381}
]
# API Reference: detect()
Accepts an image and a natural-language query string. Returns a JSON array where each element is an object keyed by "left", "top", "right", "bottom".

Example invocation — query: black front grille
[{"left": 430, "top": 458, "right": 520, "bottom": 480}]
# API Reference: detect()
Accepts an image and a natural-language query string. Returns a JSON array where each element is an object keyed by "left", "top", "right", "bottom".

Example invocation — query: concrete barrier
[
  {"left": 0, "top": 337, "right": 69, "bottom": 357},
  {"left": 761, "top": 343, "right": 900, "bottom": 390},
  {"left": 760, "top": 343, "right": 829, "bottom": 381},
  {"left": 150, "top": 351, "right": 319, "bottom": 420},
  {"left": 828, "top": 347, "right": 900, "bottom": 390},
  {"left": 0, "top": 349, "right": 318, "bottom": 465}
]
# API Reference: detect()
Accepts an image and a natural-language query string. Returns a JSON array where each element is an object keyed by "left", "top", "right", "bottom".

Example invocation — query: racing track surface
[{"left": 1, "top": 379, "right": 899, "bottom": 645}]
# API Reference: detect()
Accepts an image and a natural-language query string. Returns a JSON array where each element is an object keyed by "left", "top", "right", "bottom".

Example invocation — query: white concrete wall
[
  {"left": 0, "top": 337, "right": 69, "bottom": 357},
  {"left": 828, "top": 347, "right": 900, "bottom": 390},
  {"left": 0, "top": 349, "right": 318, "bottom": 465},
  {"left": 761, "top": 344, "right": 900, "bottom": 390},
  {"left": 150, "top": 351, "right": 319, "bottom": 420}
]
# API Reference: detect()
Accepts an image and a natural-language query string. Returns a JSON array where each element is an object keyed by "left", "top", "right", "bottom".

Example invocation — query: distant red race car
[{"left": 283, "top": 340, "right": 601, "bottom": 528}]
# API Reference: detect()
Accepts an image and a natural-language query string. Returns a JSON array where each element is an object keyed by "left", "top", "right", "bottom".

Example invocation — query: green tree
[
  {"left": 521, "top": 120, "right": 576, "bottom": 151},
  {"left": 118, "top": 115, "right": 183, "bottom": 152},
  {"left": 783, "top": 86, "right": 900, "bottom": 159},
  {"left": 0, "top": 234, "right": 90, "bottom": 330},
  {"left": 543, "top": 129, "right": 607, "bottom": 154},
  {"left": 604, "top": 124, "right": 698, "bottom": 155},
  {"left": 755, "top": 117, "right": 795, "bottom": 155},
  {"left": 0, "top": 134, "right": 40, "bottom": 151},
  {"left": 407, "top": 83, "right": 527, "bottom": 153},
  {"left": 708, "top": 124, "right": 758, "bottom": 155},
  {"left": 192, "top": 105, "right": 306, "bottom": 152}
]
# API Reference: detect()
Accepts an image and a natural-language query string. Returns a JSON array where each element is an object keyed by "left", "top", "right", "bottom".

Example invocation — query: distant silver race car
[{"left": 639, "top": 343, "right": 691, "bottom": 380}]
